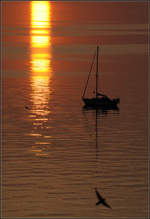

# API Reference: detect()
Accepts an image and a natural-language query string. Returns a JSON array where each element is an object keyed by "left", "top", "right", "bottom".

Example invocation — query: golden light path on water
[{"left": 29, "top": 1, "right": 52, "bottom": 157}]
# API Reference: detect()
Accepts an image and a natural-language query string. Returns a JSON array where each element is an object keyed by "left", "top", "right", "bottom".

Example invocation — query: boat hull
[{"left": 82, "top": 97, "right": 120, "bottom": 109}]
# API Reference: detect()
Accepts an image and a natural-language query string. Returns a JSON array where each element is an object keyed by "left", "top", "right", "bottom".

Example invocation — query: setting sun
[
  {"left": 30, "top": 1, "right": 52, "bottom": 75},
  {"left": 31, "top": 1, "right": 50, "bottom": 28}
]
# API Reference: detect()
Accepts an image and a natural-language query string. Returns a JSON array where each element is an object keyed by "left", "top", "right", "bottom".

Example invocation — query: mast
[
  {"left": 96, "top": 46, "right": 99, "bottom": 99},
  {"left": 82, "top": 52, "right": 96, "bottom": 98}
]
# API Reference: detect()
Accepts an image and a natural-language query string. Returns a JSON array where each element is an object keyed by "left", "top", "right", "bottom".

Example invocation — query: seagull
[{"left": 95, "top": 188, "right": 112, "bottom": 209}]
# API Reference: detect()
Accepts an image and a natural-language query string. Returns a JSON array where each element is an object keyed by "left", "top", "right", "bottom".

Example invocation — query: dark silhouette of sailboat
[{"left": 82, "top": 46, "right": 120, "bottom": 109}]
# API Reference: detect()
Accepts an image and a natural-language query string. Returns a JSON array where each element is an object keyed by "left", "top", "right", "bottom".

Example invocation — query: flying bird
[{"left": 95, "top": 188, "right": 112, "bottom": 209}]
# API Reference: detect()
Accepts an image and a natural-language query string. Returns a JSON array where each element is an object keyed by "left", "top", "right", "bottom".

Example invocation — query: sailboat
[{"left": 82, "top": 46, "right": 120, "bottom": 109}]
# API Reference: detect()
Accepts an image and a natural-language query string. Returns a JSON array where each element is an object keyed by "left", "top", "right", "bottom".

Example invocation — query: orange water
[{"left": 2, "top": 1, "right": 148, "bottom": 218}]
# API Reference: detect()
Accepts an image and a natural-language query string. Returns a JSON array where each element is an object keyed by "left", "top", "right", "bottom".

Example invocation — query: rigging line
[{"left": 82, "top": 51, "right": 96, "bottom": 98}]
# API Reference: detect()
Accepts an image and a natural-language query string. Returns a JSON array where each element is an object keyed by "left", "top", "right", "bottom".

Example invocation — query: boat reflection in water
[
  {"left": 83, "top": 105, "right": 120, "bottom": 115},
  {"left": 29, "top": 1, "right": 52, "bottom": 157},
  {"left": 83, "top": 105, "right": 119, "bottom": 207}
]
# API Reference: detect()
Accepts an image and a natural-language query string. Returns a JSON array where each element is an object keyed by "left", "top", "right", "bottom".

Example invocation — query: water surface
[{"left": 2, "top": 1, "right": 148, "bottom": 218}]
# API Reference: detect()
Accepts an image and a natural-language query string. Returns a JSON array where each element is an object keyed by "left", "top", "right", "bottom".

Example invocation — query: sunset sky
[{"left": 2, "top": 1, "right": 148, "bottom": 77}]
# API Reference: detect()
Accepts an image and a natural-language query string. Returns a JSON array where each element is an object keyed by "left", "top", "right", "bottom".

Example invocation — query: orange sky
[
  {"left": 2, "top": 1, "right": 148, "bottom": 78},
  {"left": 2, "top": 1, "right": 148, "bottom": 27}
]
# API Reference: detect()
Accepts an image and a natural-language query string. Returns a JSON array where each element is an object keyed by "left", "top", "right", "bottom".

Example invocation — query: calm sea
[{"left": 2, "top": 1, "right": 148, "bottom": 218}]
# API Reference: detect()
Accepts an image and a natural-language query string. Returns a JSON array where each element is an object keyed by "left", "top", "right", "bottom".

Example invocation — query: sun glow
[
  {"left": 30, "top": 1, "right": 52, "bottom": 76},
  {"left": 31, "top": 1, "right": 50, "bottom": 28},
  {"left": 29, "top": 1, "right": 52, "bottom": 157},
  {"left": 30, "top": 0, "right": 52, "bottom": 111}
]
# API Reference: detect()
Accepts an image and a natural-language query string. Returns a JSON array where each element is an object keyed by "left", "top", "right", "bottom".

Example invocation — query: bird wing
[
  {"left": 96, "top": 200, "right": 101, "bottom": 205},
  {"left": 95, "top": 189, "right": 103, "bottom": 200},
  {"left": 103, "top": 200, "right": 112, "bottom": 209}
]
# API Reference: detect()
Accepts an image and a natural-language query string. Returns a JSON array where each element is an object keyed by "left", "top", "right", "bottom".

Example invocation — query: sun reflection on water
[
  {"left": 31, "top": 36, "right": 50, "bottom": 48},
  {"left": 29, "top": 1, "right": 52, "bottom": 157},
  {"left": 30, "top": 76, "right": 50, "bottom": 116}
]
